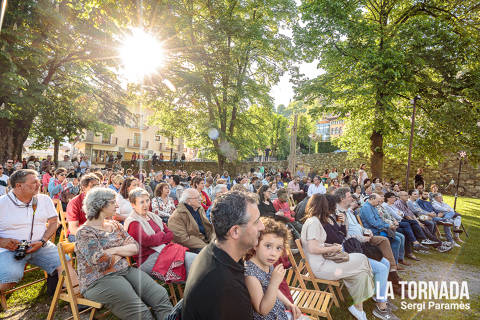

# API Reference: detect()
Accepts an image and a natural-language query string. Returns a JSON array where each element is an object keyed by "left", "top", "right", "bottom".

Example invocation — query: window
[
  {"left": 133, "top": 133, "right": 141, "bottom": 146},
  {"left": 155, "top": 135, "right": 161, "bottom": 141},
  {"left": 102, "top": 133, "right": 111, "bottom": 144}
]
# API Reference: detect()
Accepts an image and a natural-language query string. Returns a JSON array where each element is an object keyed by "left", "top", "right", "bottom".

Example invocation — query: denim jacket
[{"left": 359, "top": 201, "right": 389, "bottom": 235}]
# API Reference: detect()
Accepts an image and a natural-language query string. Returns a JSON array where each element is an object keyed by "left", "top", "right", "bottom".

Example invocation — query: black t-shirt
[
  {"left": 294, "top": 196, "right": 310, "bottom": 222},
  {"left": 258, "top": 201, "right": 276, "bottom": 218},
  {"left": 414, "top": 174, "right": 424, "bottom": 186},
  {"left": 322, "top": 216, "right": 347, "bottom": 245},
  {"left": 182, "top": 242, "right": 253, "bottom": 320}
]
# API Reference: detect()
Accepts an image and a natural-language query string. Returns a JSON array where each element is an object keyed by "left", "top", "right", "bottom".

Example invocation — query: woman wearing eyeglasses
[
  {"left": 75, "top": 187, "right": 172, "bottom": 320},
  {"left": 48, "top": 168, "right": 73, "bottom": 210},
  {"left": 47, "top": 168, "right": 71, "bottom": 202}
]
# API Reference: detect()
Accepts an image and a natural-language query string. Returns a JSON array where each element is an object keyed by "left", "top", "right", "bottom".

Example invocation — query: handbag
[
  {"left": 383, "top": 228, "right": 396, "bottom": 239},
  {"left": 343, "top": 237, "right": 383, "bottom": 262},
  {"left": 343, "top": 237, "right": 363, "bottom": 254},
  {"left": 322, "top": 243, "right": 349, "bottom": 263},
  {"left": 361, "top": 242, "right": 383, "bottom": 262}
]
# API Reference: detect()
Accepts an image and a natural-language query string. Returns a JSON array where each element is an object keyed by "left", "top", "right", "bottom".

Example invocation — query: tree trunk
[
  {"left": 370, "top": 130, "right": 384, "bottom": 179},
  {"left": 53, "top": 138, "right": 60, "bottom": 166},
  {"left": 0, "top": 118, "right": 32, "bottom": 164},
  {"left": 217, "top": 152, "right": 226, "bottom": 171}
]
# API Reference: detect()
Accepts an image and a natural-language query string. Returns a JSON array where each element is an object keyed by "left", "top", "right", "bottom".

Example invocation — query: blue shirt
[
  {"left": 108, "top": 184, "right": 119, "bottom": 193},
  {"left": 417, "top": 199, "right": 434, "bottom": 212},
  {"left": 185, "top": 203, "right": 206, "bottom": 237},
  {"left": 359, "top": 201, "right": 389, "bottom": 235}
]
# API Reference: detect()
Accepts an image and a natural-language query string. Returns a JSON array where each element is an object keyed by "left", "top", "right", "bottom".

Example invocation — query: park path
[{"left": 400, "top": 256, "right": 480, "bottom": 296}]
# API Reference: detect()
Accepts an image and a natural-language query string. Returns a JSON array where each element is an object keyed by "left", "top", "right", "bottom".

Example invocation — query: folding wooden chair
[
  {"left": 166, "top": 282, "right": 184, "bottom": 306},
  {"left": 53, "top": 199, "right": 69, "bottom": 243},
  {"left": 126, "top": 256, "right": 183, "bottom": 305},
  {"left": 286, "top": 267, "right": 334, "bottom": 320},
  {"left": 47, "top": 242, "right": 102, "bottom": 320},
  {"left": 287, "top": 240, "right": 345, "bottom": 307}
]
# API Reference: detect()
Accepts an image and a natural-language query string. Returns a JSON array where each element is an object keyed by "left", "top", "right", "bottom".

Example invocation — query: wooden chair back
[
  {"left": 356, "top": 214, "right": 364, "bottom": 227},
  {"left": 53, "top": 199, "right": 69, "bottom": 243},
  {"left": 47, "top": 242, "right": 102, "bottom": 320},
  {"left": 288, "top": 194, "right": 296, "bottom": 208},
  {"left": 288, "top": 239, "right": 345, "bottom": 307}
]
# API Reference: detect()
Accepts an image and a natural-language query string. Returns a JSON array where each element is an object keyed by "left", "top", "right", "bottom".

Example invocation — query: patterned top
[
  {"left": 75, "top": 220, "right": 138, "bottom": 294},
  {"left": 152, "top": 196, "right": 176, "bottom": 218},
  {"left": 244, "top": 260, "right": 288, "bottom": 320}
]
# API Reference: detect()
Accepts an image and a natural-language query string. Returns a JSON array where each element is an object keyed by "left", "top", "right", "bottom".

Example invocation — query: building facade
[
  {"left": 74, "top": 109, "right": 188, "bottom": 165},
  {"left": 315, "top": 115, "right": 345, "bottom": 141}
]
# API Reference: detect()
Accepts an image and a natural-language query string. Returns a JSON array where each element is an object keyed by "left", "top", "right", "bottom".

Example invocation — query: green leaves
[
  {"left": 145, "top": 0, "right": 298, "bottom": 163},
  {"left": 295, "top": 0, "right": 480, "bottom": 169}
]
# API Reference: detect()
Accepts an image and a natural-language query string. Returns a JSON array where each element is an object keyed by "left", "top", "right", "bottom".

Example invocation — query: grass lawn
[{"left": 0, "top": 196, "right": 479, "bottom": 319}]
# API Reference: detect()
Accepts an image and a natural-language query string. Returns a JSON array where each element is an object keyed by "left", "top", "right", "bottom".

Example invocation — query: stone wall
[
  {"left": 124, "top": 152, "right": 479, "bottom": 198},
  {"left": 295, "top": 153, "right": 479, "bottom": 198},
  {"left": 123, "top": 160, "right": 289, "bottom": 177}
]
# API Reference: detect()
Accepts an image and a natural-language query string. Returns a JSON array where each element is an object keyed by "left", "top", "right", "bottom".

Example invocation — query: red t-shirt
[
  {"left": 272, "top": 199, "right": 295, "bottom": 222},
  {"left": 66, "top": 193, "right": 87, "bottom": 236}
]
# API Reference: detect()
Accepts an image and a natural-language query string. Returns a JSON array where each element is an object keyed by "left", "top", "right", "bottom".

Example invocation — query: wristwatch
[{"left": 40, "top": 239, "right": 47, "bottom": 247}]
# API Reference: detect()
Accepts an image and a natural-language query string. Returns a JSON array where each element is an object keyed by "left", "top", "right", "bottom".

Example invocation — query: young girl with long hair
[{"left": 245, "top": 217, "right": 303, "bottom": 320}]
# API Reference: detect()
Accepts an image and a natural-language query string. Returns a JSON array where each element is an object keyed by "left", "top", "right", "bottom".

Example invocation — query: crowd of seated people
[{"left": 0, "top": 160, "right": 468, "bottom": 320}]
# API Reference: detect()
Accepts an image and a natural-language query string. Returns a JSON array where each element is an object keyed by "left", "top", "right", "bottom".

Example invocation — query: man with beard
[{"left": 182, "top": 191, "right": 265, "bottom": 320}]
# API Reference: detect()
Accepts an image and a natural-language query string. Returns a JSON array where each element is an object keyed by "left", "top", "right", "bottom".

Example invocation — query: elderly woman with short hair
[
  {"left": 75, "top": 188, "right": 172, "bottom": 320},
  {"left": 125, "top": 188, "right": 197, "bottom": 282}
]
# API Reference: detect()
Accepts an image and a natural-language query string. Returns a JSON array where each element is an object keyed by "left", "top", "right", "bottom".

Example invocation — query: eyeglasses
[{"left": 7, "top": 161, "right": 13, "bottom": 164}]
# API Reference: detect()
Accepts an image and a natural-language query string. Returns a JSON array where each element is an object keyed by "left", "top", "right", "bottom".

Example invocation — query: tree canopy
[
  {"left": 295, "top": 0, "right": 480, "bottom": 177},
  {"left": 145, "top": 0, "right": 297, "bottom": 166},
  {"left": 0, "top": 0, "right": 132, "bottom": 163}
]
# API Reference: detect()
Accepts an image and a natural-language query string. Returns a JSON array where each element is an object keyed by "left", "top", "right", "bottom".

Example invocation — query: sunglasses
[{"left": 7, "top": 162, "right": 13, "bottom": 164}]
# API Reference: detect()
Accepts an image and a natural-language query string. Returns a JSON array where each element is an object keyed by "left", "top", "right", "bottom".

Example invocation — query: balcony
[
  {"left": 84, "top": 134, "right": 118, "bottom": 146},
  {"left": 100, "top": 137, "right": 118, "bottom": 145},
  {"left": 127, "top": 139, "right": 149, "bottom": 149}
]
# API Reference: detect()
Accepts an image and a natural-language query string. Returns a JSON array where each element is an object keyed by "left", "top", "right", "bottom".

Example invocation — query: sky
[{"left": 270, "top": 60, "right": 324, "bottom": 108}]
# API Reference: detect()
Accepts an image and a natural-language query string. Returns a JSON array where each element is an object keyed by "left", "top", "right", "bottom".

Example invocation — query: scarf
[{"left": 124, "top": 211, "right": 165, "bottom": 252}]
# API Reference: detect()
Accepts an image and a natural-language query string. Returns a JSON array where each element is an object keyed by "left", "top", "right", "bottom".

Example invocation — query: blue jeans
[
  {"left": 0, "top": 241, "right": 64, "bottom": 284},
  {"left": 397, "top": 221, "right": 416, "bottom": 242},
  {"left": 370, "top": 257, "right": 390, "bottom": 302},
  {"left": 402, "top": 219, "right": 426, "bottom": 240},
  {"left": 380, "top": 231, "right": 404, "bottom": 262},
  {"left": 433, "top": 212, "right": 461, "bottom": 242},
  {"left": 422, "top": 220, "right": 436, "bottom": 235}
]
